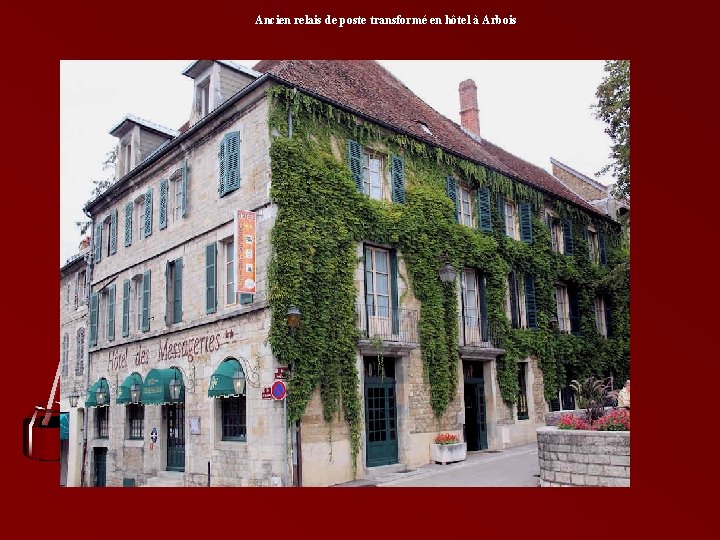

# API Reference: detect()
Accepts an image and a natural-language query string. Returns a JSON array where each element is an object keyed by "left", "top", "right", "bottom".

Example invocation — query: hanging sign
[
  {"left": 234, "top": 210, "right": 257, "bottom": 294},
  {"left": 271, "top": 380, "right": 287, "bottom": 401}
]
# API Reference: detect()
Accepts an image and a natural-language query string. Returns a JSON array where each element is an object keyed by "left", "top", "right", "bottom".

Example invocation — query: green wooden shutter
[
  {"left": 181, "top": 160, "right": 189, "bottom": 217},
  {"left": 509, "top": 271, "right": 519, "bottom": 329},
  {"left": 479, "top": 273, "right": 488, "bottom": 341},
  {"left": 218, "top": 136, "right": 227, "bottom": 196},
  {"left": 598, "top": 232, "right": 607, "bottom": 265},
  {"left": 389, "top": 250, "right": 399, "bottom": 334},
  {"left": 519, "top": 202, "right": 533, "bottom": 244},
  {"left": 89, "top": 292, "right": 99, "bottom": 347},
  {"left": 497, "top": 193, "right": 506, "bottom": 232},
  {"left": 363, "top": 245, "right": 373, "bottom": 322},
  {"left": 107, "top": 284, "right": 116, "bottom": 342},
  {"left": 226, "top": 131, "right": 241, "bottom": 192},
  {"left": 568, "top": 285, "right": 580, "bottom": 335},
  {"left": 109, "top": 210, "right": 118, "bottom": 255},
  {"left": 94, "top": 223, "right": 102, "bottom": 262},
  {"left": 477, "top": 187, "right": 492, "bottom": 232},
  {"left": 391, "top": 155, "right": 406, "bottom": 204},
  {"left": 524, "top": 273, "right": 537, "bottom": 329},
  {"left": 122, "top": 279, "right": 130, "bottom": 337},
  {"left": 206, "top": 243, "right": 217, "bottom": 314},
  {"left": 563, "top": 220, "right": 574, "bottom": 255},
  {"left": 239, "top": 293, "right": 253, "bottom": 304},
  {"left": 124, "top": 202, "right": 133, "bottom": 247},
  {"left": 159, "top": 179, "right": 168, "bottom": 230},
  {"left": 446, "top": 177, "right": 458, "bottom": 222},
  {"left": 173, "top": 258, "right": 183, "bottom": 323},
  {"left": 348, "top": 139, "right": 363, "bottom": 193},
  {"left": 141, "top": 270, "right": 151, "bottom": 332},
  {"left": 165, "top": 261, "right": 172, "bottom": 326},
  {"left": 144, "top": 188, "right": 153, "bottom": 237}
]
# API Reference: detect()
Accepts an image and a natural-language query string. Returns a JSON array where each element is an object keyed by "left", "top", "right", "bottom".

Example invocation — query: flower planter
[{"left": 430, "top": 442, "right": 467, "bottom": 465}]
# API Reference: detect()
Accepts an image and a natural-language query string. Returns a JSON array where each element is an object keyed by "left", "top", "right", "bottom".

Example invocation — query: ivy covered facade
[{"left": 70, "top": 60, "right": 628, "bottom": 488}]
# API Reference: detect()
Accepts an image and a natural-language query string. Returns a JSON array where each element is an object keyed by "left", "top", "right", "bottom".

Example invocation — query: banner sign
[{"left": 234, "top": 210, "right": 257, "bottom": 294}]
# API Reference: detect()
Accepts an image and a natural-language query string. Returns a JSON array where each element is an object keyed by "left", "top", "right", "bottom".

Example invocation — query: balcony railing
[
  {"left": 356, "top": 304, "right": 419, "bottom": 343},
  {"left": 459, "top": 315, "right": 503, "bottom": 349}
]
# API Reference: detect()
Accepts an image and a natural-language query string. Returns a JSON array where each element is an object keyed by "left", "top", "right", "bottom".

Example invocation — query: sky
[{"left": 59, "top": 60, "right": 616, "bottom": 267}]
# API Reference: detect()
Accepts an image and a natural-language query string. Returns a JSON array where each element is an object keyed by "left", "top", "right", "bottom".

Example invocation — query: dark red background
[{"left": 1, "top": 0, "right": 699, "bottom": 535}]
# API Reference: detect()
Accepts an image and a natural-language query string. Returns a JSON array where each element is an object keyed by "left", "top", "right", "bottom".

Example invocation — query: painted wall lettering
[{"left": 158, "top": 332, "right": 224, "bottom": 362}]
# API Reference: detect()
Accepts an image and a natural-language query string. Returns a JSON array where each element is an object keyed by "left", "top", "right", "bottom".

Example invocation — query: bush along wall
[{"left": 266, "top": 86, "right": 630, "bottom": 476}]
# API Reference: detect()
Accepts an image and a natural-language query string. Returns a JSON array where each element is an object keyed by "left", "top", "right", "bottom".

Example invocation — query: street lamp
[
  {"left": 233, "top": 368, "right": 246, "bottom": 396},
  {"left": 439, "top": 261, "right": 457, "bottom": 283},
  {"left": 549, "top": 316, "right": 559, "bottom": 333},
  {"left": 130, "top": 383, "right": 141, "bottom": 404},
  {"left": 169, "top": 371, "right": 182, "bottom": 401},
  {"left": 69, "top": 392, "right": 79, "bottom": 408},
  {"left": 96, "top": 384, "right": 108, "bottom": 406},
  {"left": 287, "top": 305, "right": 301, "bottom": 332}
]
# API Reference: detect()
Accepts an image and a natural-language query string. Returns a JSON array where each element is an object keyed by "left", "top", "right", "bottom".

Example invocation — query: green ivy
[{"left": 266, "top": 86, "right": 630, "bottom": 476}]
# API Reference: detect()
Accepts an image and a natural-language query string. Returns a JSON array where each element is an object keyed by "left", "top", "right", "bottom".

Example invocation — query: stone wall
[{"left": 536, "top": 427, "right": 630, "bottom": 487}]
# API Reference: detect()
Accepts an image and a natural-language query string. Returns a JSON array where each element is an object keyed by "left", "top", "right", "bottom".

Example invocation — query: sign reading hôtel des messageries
[{"left": 234, "top": 209, "right": 256, "bottom": 295}]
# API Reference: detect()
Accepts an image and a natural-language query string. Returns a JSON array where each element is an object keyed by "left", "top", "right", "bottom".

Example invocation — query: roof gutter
[
  {"left": 84, "top": 73, "right": 271, "bottom": 215},
  {"left": 267, "top": 73, "right": 614, "bottom": 224}
]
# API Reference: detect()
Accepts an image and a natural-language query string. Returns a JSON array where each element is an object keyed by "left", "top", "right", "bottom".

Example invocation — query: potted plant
[{"left": 430, "top": 433, "right": 467, "bottom": 465}]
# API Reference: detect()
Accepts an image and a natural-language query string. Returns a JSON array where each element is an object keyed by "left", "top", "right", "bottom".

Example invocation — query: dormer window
[
  {"left": 418, "top": 121, "right": 432, "bottom": 136},
  {"left": 122, "top": 142, "right": 132, "bottom": 175},
  {"left": 197, "top": 79, "right": 211, "bottom": 116}
]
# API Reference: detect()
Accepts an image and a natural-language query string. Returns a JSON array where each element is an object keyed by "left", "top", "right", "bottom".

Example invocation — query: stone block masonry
[{"left": 536, "top": 427, "right": 629, "bottom": 487}]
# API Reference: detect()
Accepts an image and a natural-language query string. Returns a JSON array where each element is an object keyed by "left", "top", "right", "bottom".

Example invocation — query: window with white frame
[
  {"left": 225, "top": 239, "right": 237, "bottom": 305},
  {"left": 457, "top": 184, "right": 474, "bottom": 227},
  {"left": 363, "top": 151, "right": 385, "bottom": 200},
  {"left": 170, "top": 169, "right": 184, "bottom": 222},
  {"left": 365, "top": 246, "right": 391, "bottom": 319},
  {"left": 517, "top": 363, "right": 529, "bottom": 420},
  {"left": 505, "top": 199, "right": 517, "bottom": 239},
  {"left": 76, "top": 270, "right": 87, "bottom": 307},
  {"left": 461, "top": 268, "right": 488, "bottom": 344},
  {"left": 197, "top": 79, "right": 211, "bottom": 116},
  {"left": 555, "top": 283, "right": 571, "bottom": 333},
  {"left": 135, "top": 195, "right": 146, "bottom": 240},
  {"left": 595, "top": 296, "right": 608, "bottom": 337}
]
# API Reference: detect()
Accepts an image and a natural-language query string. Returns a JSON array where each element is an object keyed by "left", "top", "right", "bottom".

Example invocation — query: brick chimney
[{"left": 459, "top": 79, "right": 480, "bottom": 139}]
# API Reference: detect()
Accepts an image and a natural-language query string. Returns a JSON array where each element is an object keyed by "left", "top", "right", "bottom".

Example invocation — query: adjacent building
[{"left": 65, "top": 60, "right": 629, "bottom": 487}]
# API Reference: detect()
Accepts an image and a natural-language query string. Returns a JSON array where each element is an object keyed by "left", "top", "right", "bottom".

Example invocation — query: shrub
[{"left": 592, "top": 409, "right": 630, "bottom": 431}]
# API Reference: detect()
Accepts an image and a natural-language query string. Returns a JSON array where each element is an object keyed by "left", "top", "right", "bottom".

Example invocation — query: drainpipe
[
  {"left": 295, "top": 420, "right": 302, "bottom": 487},
  {"left": 80, "top": 211, "right": 94, "bottom": 486}
]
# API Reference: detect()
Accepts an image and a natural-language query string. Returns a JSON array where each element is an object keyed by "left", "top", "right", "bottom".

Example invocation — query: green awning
[
  {"left": 85, "top": 378, "right": 110, "bottom": 408},
  {"left": 142, "top": 367, "right": 184, "bottom": 405},
  {"left": 117, "top": 372, "right": 144, "bottom": 404},
  {"left": 60, "top": 413, "right": 69, "bottom": 440},
  {"left": 208, "top": 359, "right": 243, "bottom": 398}
]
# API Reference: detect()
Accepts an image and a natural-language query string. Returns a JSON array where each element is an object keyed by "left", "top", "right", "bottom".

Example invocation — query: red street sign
[
  {"left": 271, "top": 380, "right": 287, "bottom": 401},
  {"left": 274, "top": 367, "right": 289, "bottom": 380},
  {"left": 261, "top": 387, "right": 272, "bottom": 400}
]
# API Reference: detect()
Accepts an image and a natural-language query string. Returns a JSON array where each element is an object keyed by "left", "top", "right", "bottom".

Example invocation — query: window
[
  {"left": 506, "top": 271, "right": 537, "bottom": 329},
  {"left": 517, "top": 363, "right": 529, "bottom": 420},
  {"left": 221, "top": 396, "right": 246, "bottom": 441},
  {"left": 106, "top": 284, "right": 116, "bottom": 342},
  {"left": 89, "top": 292, "right": 99, "bottom": 347},
  {"left": 461, "top": 268, "right": 488, "bottom": 344},
  {"left": 75, "top": 328, "right": 85, "bottom": 375},
  {"left": 219, "top": 131, "right": 241, "bottom": 197},
  {"left": 66, "top": 283, "right": 71, "bottom": 305},
  {"left": 133, "top": 275, "right": 143, "bottom": 333},
  {"left": 76, "top": 270, "right": 87, "bottom": 307},
  {"left": 206, "top": 243, "right": 217, "bottom": 314},
  {"left": 349, "top": 140, "right": 405, "bottom": 203},
  {"left": 96, "top": 407, "right": 109, "bottom": 439},
  {"left": 135, "top": 195, "right": 146, "bottom": 240},
  {"left": 457, "top": 184, "right": 474, "bottom": 227},
  {"left": 549, "top": 386, "right": 576, "bottom": 412},
  {"left": 364, "top": 245, "right": 399, "bottom": 337},
  {"left": 127, "top": 404, "right": 144, "bottom": 440},
  {"left": 555, "top": 283, "right": 570, "bottom": 333},
  {"left": 98, "top": 290, "right": 107, "bottom": 342},
  {"left": 595, "top": 296, "right": 612, "bottom": 337},
  {"left": 548, "top": 215, "right": 563, "bottom": 253},
  {"left": 140, "top": 271, "right": 152, "bottom": 332},
  {"left": 165, "top": 258, "right": 183, "bottom": 325},
  {"left": 122, "top": 142, "right": 132, "bottom": 175},
  {"left": 222, "top": 240, "right": 252, "bottom": 307},
  {"left": 171, "top": 170, "right": 184, "bottom": 222},
  {"left": 197, "top": 79, "right": 210, "bottom": 116},
  {"left": 587, "top": 229, "right": 600, "bottom": 264},
  {"left": 61, "top": 334, "right": 69, "bottom": 376},
  {"left": 504, "top": 199, "right": 517, "bottom": 239}
]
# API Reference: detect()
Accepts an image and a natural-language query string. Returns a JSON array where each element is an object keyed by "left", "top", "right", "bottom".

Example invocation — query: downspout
[{"left": 80, "top": 212, "right": 94, "bottom": 486}]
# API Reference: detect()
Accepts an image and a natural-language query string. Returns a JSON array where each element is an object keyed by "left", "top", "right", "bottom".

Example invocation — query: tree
[
  {"left": 593, "top": 60, "right": 630, "bottom": 199},
  {"left": 76, "top": 148, "right": 117, "bottom": 235}
]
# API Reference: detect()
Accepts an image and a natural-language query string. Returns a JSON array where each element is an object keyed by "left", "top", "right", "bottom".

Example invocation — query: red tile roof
[{"left": 253, "top": 60, "right": 602, "bottom": 216}]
